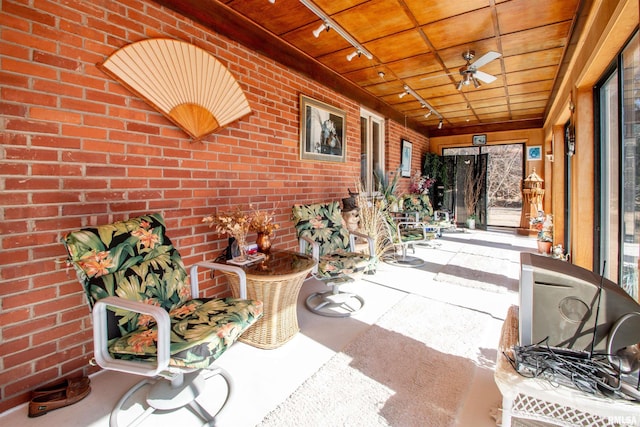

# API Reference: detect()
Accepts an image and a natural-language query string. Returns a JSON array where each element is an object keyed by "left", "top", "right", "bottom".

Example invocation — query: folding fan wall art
[{"left": 98, "top": 39, "right": 252, "bottom": 141}]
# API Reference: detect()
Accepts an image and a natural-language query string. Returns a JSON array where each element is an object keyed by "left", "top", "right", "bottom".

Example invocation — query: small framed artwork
[
  {"left": 527, "top": 145, "right": 542, "bottom": 161},
  {"left": 472, "top": 134, "right": 486, "bottom": 145},
  {"left": 400, "top": 139, "right": 412, "bottom": 177},
  {"left": 299, "top": 94, "right": 346, "bottom": 163}
]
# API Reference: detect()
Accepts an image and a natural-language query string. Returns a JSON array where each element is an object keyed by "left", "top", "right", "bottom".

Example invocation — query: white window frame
[{"left": 360, "top": 107, "right": 385, "bottom": 195}]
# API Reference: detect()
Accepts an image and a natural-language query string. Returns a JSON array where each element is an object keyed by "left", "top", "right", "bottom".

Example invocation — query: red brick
[
  {"left": 5, "top": 118, "right": 59, "bottom": 134},
  {"left": 2, "top": 315, "right": 57, "bottom": 340},
  {"left": 82, "top": 139, "right": 125, "bottom": 153},
  {"left": 33, "top": 50, "right": 80, "bottom": 70},
  {"left": 3, "top": 2, "right": 56, "bottom": 26},
  {"left": 4, "top": 342, "right": 58, "bottom": 369}
]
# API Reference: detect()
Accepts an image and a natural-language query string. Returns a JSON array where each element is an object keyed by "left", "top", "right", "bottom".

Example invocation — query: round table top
[{"left": 227, "top": 250, "right": 315, "bottom": 278}]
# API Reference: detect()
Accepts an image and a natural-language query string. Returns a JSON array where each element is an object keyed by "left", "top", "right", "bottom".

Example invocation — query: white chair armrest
[
  {"left": 299, "top": 236, "right": 320, "bottom": 274},
  {"left": 189, "top": 262, "right": 248, "bottom": 299},
  {"left": 92, "top": 296, "right": 171, "bottom": 377},
  {"left": 348, "top": 230, "right": 375, "bottom": 258}
]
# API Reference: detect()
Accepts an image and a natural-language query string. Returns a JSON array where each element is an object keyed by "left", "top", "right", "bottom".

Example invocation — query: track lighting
[
  {"left": 312, "top": 22, "right": 329, "bottom": 38},
  {"left": 438, "top": 120, "right": 443, "bottom": 129},
  {"left": 300, "top": 0, "right": 372, "bottom": 60},
  {"left": 425, "top": 110, "right": 432, "bottom": 119},
  {"left": 402, "top": 84, "right": 443, "bottom": 123},
  {"left": 398, "top": 91, "right": 408, "bottom": 99}
]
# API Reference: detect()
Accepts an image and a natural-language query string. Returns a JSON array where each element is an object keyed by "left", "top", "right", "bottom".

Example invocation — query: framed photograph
[
  {"left": 472, "top": 134, "right": 486, "bottom": 145},
  {"left": 400, "top": 139, "right": 412, "bottom": 177},
  {"left": 527, "top": 145, "right": 542, "bottom": 161},
  {"left": 299, "top": 94, "right": 346, "bottom": 162}
]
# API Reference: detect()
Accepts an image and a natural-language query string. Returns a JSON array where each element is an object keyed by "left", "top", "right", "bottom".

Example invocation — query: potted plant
[
  {"left": 530, "top": 212, "right": 553, "bottom": 254},
  {"left": 463, "top": 159, "right": 484, "bottom": 228},
  {"left": 374, "top": 168, "right": 400, "bottom": 211}
]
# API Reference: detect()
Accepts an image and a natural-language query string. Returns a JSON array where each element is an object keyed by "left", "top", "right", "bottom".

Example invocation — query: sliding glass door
[{"left": 596, "top": 31, "right": 639, "bottom": 301}]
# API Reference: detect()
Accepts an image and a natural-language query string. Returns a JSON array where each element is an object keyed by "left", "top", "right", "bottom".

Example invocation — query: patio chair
[
  {"left": 382, "top": 212, "right": 436, "bottom": 267},
  {"left": 61, "top": 213, "right": 263, "bottom": 426},
  {"left": 400, "top": 193, "right": 448, "bottom": 237},
  {"left": 292, "top": 201, "right": 375, "bottom": 317}
]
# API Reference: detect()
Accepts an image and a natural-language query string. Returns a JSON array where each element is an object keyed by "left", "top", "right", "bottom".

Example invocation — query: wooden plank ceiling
[{"left": 155, "top": 0, "right": 583, "bottom": 136}]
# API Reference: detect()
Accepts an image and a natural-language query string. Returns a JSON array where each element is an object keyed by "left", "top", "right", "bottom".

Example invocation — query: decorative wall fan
[
  {"left": 98, "top": 39, "right": 252, "bottom": 141},
  {"left": 456, "top": 50, "right": 501, "bottom": 90}
]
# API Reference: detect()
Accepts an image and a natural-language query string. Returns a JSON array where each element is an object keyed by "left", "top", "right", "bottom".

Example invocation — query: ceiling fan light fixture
[
  {"left": 472, "top": 75, "right": 481, "bottom": 88},
  {"left": 456, "top": 80, "right": 464, "bottom": 91}
]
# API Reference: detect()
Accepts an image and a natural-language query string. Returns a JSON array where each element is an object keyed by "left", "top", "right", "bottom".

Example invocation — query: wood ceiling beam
[{"left": 428, "top": 118, "right": 544, "bottom": 137}]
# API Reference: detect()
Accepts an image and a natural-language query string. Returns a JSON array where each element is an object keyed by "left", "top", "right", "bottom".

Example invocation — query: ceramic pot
[{"left": 537, "top": 240, "right": 552, "bottom": 255}]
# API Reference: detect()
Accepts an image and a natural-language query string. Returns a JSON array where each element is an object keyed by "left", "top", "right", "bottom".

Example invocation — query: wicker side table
[{"left": 222, "top": 250, "right": 315, "bottom": 349}]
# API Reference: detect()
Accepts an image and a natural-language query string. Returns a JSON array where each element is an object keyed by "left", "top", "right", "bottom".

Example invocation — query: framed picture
[
  {"left": 400, "top": 139, "right": 412, "bottom": 177},
  {"left": 299, "top": 94, "right": 346, "bottom": 162},
  {"left": 472, "top": 134, "right": 486, "bottom": 145},
  {"left": 527, "top": 145, "right": 542, "bottom": 161}
]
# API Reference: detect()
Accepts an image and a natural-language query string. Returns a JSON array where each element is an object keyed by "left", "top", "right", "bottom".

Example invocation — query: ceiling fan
[{"left": 456, "top": 50, "right": 501, "bottom": 90}]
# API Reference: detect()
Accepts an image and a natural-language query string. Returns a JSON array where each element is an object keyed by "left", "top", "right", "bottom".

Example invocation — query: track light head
[
  {"left": 313, "top": 22, "right": 329, "bottom": 38},
  {"left": 346, "top": 50, "right": 362, "bottom": 61},
  {"left": 438, "top": 120, "right": 443, "bottom": 129},
  {"left": 425, "top": 110, "right": 432, "bottom": 119},
  {"left": 398, "top": 91, "right": 407, "bottom": 99}
]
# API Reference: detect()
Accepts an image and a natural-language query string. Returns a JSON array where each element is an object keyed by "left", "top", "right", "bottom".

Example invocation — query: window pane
[
  {"left": 621, "top": 33, "right": 639, "bottom": 301},
  {"left": 372, "top": 121, "right": 381, "bottom": 176},
  {"left": 600, "top": 71, "right": 619, "bottom": 283},
  {"left": 360, "top": 117, "right": 368, "bottom": 192}
]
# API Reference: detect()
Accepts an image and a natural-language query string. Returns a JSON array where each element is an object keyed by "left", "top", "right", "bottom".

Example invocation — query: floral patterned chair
[
  {"left": 400, "top": 193, "right": 449, "bottom": 237},
  {"left": 62, "top": 213, "right": 263, "bottom": 426},
  {"left": 381, "top": 208, "right": 437, "bottom": 268},
  {"left": 292, "top": 201, "right": 375, "bottom": 317}
]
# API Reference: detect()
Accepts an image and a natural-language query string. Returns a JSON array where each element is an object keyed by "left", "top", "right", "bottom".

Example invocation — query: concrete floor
[{"left": 0, "top": 228, "right": 537, "bottom": 427}]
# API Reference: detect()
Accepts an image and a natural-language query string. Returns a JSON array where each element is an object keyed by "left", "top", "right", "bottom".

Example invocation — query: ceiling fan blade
[
  {"left": 474, "top": 70, "right": 497, "bottom": 84},
  {"left": 420, "top": 72, "right": 456, "bottom": 81},
  {"left": 471, "top": 51, "right": 501, "bottom": 69}
]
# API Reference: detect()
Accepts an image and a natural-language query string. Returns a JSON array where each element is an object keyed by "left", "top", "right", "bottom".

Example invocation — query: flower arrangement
[
  {"left": 409, "top": 170, "right": 436, "bottom": 194},
  {"left": 249, "top": 205, "right": 280, "bottom": 236},
  {"left": 530, "top": 212, "right": 553, "bottom": 242},
  {"left": 203, "top": 207, "right": 251, "bottom": 256}
]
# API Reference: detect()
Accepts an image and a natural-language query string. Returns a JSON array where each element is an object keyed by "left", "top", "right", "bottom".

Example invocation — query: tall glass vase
[{"left": 234, "top": 233, "right": 248, "bottom": 260}]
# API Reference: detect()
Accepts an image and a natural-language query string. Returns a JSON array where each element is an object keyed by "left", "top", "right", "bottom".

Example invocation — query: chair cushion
[
  {"left": 292, "top": 201, "right": 351, "bottom": 254},
  {"left": 109, "top": 297, "right": 263, "bottom": 369},
  {"left": 317, "top": 252, "right": 371, "bottom": 279},
  {"left": 401, "top": 194, "right": 433, "bottom": 221},
  {"left": 399, "top": 226, "right": 429, "bottom": 242},
  {"left": 63, "top": 214, "right": 192, "bottom": 339}
]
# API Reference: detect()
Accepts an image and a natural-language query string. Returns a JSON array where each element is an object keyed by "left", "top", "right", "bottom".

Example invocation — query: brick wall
[{"left": 0, "top": 0, "right": 428, "bottom": 412}]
